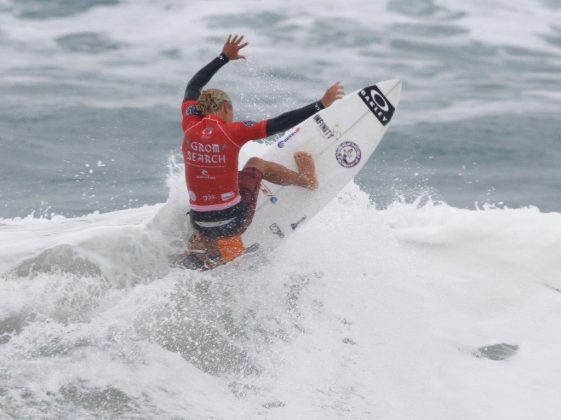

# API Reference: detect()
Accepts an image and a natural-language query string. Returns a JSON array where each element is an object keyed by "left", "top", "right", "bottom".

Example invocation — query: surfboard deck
[{"left": 178, "top": 80, "right": 402, "bottom": 270}]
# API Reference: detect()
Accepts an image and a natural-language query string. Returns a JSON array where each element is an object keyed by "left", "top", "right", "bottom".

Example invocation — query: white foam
[
  {"left": 1, "top": 173, "right": 561, "bottom": 417},
  {"left": 2, "top": 1, "right": 561, "bottom": 416}
]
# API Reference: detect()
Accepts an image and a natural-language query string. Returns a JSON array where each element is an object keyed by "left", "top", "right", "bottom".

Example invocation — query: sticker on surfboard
[
  {"left": 358, "top": 85, "right": 395, "bottom": 126},
  {"left": 335, "top": 141, "right": 362, "bottom": 168}
]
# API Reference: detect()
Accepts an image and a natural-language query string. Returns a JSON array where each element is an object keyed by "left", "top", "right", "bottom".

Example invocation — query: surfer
[{"left": 180, "top": 34, "right": 344, "bottom": 269}]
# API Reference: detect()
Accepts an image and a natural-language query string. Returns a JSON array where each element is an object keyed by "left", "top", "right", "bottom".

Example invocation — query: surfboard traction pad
[{"left": 175, "top": 234, "right": 259, "bottom": 271}]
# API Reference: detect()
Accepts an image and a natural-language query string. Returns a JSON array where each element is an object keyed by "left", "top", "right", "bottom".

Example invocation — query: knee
[{"left": 244, "top": 157, "right": 266, "bottom": 171}]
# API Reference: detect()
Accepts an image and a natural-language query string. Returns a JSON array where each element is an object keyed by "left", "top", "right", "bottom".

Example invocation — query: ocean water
[{"left": 1, "top": 0, "right": 561, "bottom": 419}]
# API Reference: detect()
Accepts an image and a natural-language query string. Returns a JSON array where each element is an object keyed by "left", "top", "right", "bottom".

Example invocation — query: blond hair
[{"left": 197, "top": 89, "right": 231, "bottom": 116}]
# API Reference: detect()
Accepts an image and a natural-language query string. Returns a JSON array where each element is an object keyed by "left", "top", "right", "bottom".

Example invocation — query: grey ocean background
[{"left": 1, "top": 0, "right": 560, "bottom": 218}]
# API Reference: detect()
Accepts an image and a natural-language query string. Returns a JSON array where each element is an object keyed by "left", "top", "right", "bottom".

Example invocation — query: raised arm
[
  {"left": 266, "top": 82, "right": 344, "bottom": 136},
  {"left": 183, "top": 35, "right": 248, "bottom": 102}
]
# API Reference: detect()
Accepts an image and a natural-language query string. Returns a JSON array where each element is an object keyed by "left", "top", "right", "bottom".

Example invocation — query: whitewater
[
  {"left": 1, "top": 0, "right": 561, "bottom": 418},
  {"left": 2, "top": 164, "right": 561, "bottom": 419}
]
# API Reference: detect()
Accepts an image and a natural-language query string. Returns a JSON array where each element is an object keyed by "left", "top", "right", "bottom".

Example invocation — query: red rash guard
[{"left": 181, "top": 100, "right": 267, "bottom": 211}]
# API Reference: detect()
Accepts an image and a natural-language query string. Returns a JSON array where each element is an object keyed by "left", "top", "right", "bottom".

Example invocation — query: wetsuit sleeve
[
  {"left": 266, "top": 101, "right": 324, "bottom": 136},
  {"left": 224, "top": 100, "right": 324, "bottom": 145},
  {"left": 183, "top": 53, "right": 230, "bottom": 102}
]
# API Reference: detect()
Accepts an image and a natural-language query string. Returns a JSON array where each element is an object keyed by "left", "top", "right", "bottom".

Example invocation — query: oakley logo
[{"left": 359, "top": 86, "right": 395, "bottom": 126}]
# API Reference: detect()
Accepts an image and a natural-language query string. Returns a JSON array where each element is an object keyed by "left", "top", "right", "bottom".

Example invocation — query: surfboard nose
[
  {"left": 377, "top": 79, "right": 402, "bottom": 106},
  {"left": 387, "top": 79, "right": 402, "bottom": 93},
  {"left": 392, "top": 80, "right": 402, "bottom": 101}
]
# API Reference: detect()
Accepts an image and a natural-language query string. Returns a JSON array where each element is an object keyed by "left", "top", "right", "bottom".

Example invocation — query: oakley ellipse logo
[
  {"left": 371, "top": 91, "right": 390, "bottom": 112},
  {"left": 359, "top": 85, "right": 395, "bottom": 126}
]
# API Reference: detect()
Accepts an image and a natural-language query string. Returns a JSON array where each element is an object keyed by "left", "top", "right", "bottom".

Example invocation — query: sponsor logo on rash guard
[
  {"left": 336, "top": 141, "right": 362, "bottom": 168},
  {"left": 186, "top": 105, "right": 201, "bottom": 117},
  {"left": 185, "top": 141, "right": 227, "bottom": 165},
  {"left": 313, "top": 114, "right": 335, "bottom": 140},
  {"left": 196, "top": 169, "right": 217, "bottom": 180},
  {"left": 221, "top": 192, "right": 234, "bottom": 202},
  {"left": 359, "top": 86, "right": 395, "bottom": 126},
  {"left": 243, "top": 120, "right": 256, "bottom": 127},
  {"left": 202, "top": 127, "right": 214, "bottom": 138}
]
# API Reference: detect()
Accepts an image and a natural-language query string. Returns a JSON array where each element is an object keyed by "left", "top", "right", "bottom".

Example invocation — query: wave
[
  {"left": 2, "top": 160, "right": 558, "bottom": 285},
  {"left": 1, "top": 163, "right": 560, "bottom": 417},
  {"left": 1, "top": 0, "right": 561, "bottom": 415},
  {"left": 2, "top": 0, "right": 561, "bottom": 118}
]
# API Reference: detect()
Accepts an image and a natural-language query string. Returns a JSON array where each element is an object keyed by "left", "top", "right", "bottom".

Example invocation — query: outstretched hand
[
  {"left": 321, "top": 82, "right": 345, "bottom": 108},
  {"left": 222, "top": 34, "right": 248, "bottom": 60}
]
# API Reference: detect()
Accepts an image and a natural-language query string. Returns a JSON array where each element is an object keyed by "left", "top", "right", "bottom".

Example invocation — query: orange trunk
[{"left": 217, "top": 236, "right": 245, "bottom": 264}]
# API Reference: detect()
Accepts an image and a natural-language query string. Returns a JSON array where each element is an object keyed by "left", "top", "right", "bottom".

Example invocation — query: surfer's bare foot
[{"left": 294, "top": 152, "right": 318, "bottom": 190}]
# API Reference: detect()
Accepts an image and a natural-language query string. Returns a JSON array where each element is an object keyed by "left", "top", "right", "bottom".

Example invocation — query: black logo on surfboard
[
  {"left": 290, "top": 216, "right": 307, "bottom": 231},
  {"left": 269, "top": 223, "right": 285, "bottom": 238},
  {"left": 359, "top": 86, "right": 395, "bottom": 126}
]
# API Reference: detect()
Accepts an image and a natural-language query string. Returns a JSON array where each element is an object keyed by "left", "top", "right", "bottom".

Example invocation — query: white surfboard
[{"left": 240, "top": 80, "right": 402, "bottom": 252}]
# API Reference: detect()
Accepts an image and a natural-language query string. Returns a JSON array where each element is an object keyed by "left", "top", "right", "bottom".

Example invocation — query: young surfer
[{"left": 180, "top": 34, "right": 344, "bottom": 269}]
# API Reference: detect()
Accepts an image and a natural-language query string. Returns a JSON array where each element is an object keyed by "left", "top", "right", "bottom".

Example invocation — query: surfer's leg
[{"left": 245, "top": 154, "right": 318, "bottom": 190}]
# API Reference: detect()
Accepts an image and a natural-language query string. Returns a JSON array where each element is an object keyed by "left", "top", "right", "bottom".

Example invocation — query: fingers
[
  {"left": 321, "top": 81, "right": 345, "bottom": 108},
  {"left": 227, "top": 34, "right": 246, "bottom": 46},
  {"left": 331, "top": 81, "right": 345, "bottom": 96},
  {"left": 330, "top": 81, "right": 345, "bottom": 101},
  {"left": 223, "top": 34, "right": 249, "bottom": 60},
  {"left": 327, "top": 82, "right": 344, "bottom": 97}
]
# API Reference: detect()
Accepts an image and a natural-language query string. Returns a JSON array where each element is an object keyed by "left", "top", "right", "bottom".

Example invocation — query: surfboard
[
  {"left": 241, "top": 80, "right": 402, "bottom": 252},
  {"left": 177, "top": 80, "right": 401, "bottom": 270}
]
